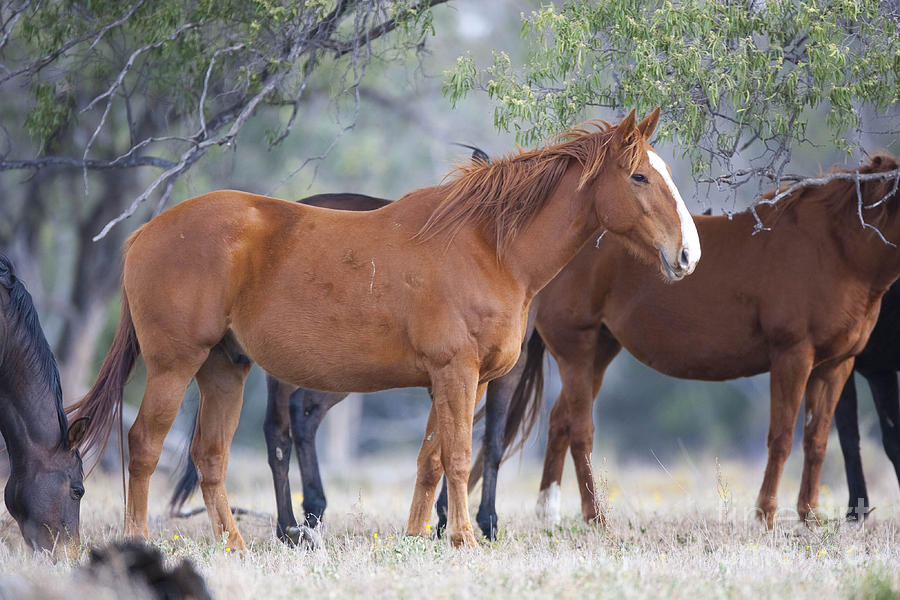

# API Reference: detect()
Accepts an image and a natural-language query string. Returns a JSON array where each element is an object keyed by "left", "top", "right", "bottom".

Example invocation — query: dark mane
[
  {"left": 762, "top": 154, "right": 900, "bottom": 226},
  {"left": 0, "top": 254, "right": 67, "bottom": 443},
  {"left": 416, "top": 120, "right": 645, "bottom": 257}
]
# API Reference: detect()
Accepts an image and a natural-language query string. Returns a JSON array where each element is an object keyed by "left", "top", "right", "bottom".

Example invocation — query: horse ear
[
  {"left": 67, "top": 417, "right": 90, "bottom": 450},
  {"left": 612, "top": 109, "right": 637, "bottom": 147},
  {"left": 636, "top": 107, "right": 661, "bottom": 139}
]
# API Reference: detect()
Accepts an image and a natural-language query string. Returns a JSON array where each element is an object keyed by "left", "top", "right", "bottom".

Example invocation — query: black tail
[
  {"left": 453, "top": 143, "right": 491, "bottom": 165},
  {"left": 470, "top": 331, "right": 546, "bottom": 487},
  {"left": 168, "top": 410, "right": 199, "bottom": 515}
]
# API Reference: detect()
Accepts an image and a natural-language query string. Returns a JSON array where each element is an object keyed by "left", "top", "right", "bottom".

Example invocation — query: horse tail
[
  {"left": 169, "top": 412, "right": 200, "bottom": 515},
  {"left": 67, "top": 282, "right": 140, "bottom": 463},
  {"left": 469, "top": 330, "right": 546, "bottom": 489}
]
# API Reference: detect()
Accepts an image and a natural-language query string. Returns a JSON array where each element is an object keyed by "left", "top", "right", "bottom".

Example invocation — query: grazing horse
[
  {"left": 0, "top": 254, "right": 88, "bottom": 556},
  {"left": 835, "top": 282, "right": 900, "bottom": 519},
  {"left": 70, "top": 109, "right": 700, "bottom": 549},
  {"left": 497, "top": 155, "right": 900, "bottom": 528}
]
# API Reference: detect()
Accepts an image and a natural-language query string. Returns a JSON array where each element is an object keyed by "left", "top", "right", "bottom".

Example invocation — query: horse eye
[
  {"left": 631, "top": 173, "right": 648, "bottom": 184},
  {"left": 71, "top": 485, "right": 85, "bottom": 500}
]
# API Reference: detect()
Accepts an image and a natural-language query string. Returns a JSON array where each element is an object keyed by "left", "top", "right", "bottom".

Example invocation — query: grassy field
[{"left": 0, "top": 446, "right": 898, "bottom": 600}]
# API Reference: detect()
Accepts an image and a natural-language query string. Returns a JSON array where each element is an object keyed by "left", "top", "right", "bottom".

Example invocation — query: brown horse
[
  {"left": 503, "top": 155, "right": 900, "bottom": 528},
  {"left": 69, "top": 108, "right": 700, "bottom": 549}
]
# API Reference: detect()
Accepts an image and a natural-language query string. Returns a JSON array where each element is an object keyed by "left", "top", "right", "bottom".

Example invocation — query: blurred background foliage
[{"left": 0, "top": 0, "right": 897, "bottom": 479}]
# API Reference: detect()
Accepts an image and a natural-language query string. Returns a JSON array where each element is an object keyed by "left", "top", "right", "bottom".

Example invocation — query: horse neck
[
  {"left": 0, "top": 344, "right": 63, "bottom": 464},
  {"left": 829, "top": 207, "right": 900, "bottom": 293},
  {"left": 504, "top": 166, "right": 600, "bottom": 297}
]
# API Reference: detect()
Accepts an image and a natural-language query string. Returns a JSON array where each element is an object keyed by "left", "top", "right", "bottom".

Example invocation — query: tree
[
  {"left": 445, "top": 0, "right": 900, "bottom": 227},
  {"left": 0, "top": 0, "right": 447, "bottom": 395}
]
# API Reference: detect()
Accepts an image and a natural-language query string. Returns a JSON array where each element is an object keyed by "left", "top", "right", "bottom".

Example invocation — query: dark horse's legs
[
  {"left": 865, "top": 370, "right": 900, "bottom": 498},
  {"left": 835, "top": 369, "right": 900, "bottom": 520},
  {"left": 264, "top": 375, "right": 300, "bottom": 542},
  {"left": 834, "top": 372, "right": 869, "bottom": 519},
  {"left": 289, "top": 388, "right": 345, "bottom": 527},
  {"left": 263, "top": 374, "right": 346, "bottom": 540}
]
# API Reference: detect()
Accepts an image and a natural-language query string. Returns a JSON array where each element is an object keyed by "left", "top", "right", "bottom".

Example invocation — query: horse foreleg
[
  {"left": 406, "top": 404, "right": 443, "bottom": 537},
  {"left": 436, "top": 373, "right": 484, "bottom": 548},
  {"left": 568, "top": 331, "right": 620, "bottom": 526},
  {"left": 833, "top": 371, "right": 868, "bottom": 519},
  {"left": 192, "top": 345, "right": 250, "bottom": 552},
  {"left": 264, "top": 375, "right": 298, "bottom": 543},
  {"left": 127, "top": 366, "right": 199, "bottom": 539},
  {"left": 292, "top": 389, "right": 344, "bottom": 528},
  {"left": 538, "top": 390, "right": 572, "bottom": 525},
  {"left": 755, "top": 347, "right": 813, "bottom": 528},
  {"left": 798, "top": 357, "right": 854, "bottom": 524}
]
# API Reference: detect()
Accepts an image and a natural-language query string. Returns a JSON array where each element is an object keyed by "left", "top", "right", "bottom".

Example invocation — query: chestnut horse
[
  {"left": 169, "top": 189, "right": 540, "bottom": 542},
  {"left": 0, "top": 254, "right": 88, "bottom": 556},
  {"left": 500, "top": 155, "right": 900, "bottom": 527},
  {"left": 70, "top": 109, "right": 700, "bottom": 549}
]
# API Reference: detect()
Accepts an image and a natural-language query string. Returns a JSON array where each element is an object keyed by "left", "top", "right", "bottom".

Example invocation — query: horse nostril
[{"left": 679, "top": 247, "right": 690, "bottom": 269}]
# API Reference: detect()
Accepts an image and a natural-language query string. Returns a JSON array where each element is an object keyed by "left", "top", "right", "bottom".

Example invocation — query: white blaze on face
[
  {"left": 647, "top": 150, "right": 701, "bottom": 273},
  {"left": 536, "top": 482, "right": 561, "bottom": 525}
]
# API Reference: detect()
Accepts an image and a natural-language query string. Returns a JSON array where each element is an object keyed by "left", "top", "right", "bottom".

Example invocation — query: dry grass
[{"left": 0, "top": 448, "right": 898, "bottom": 600}]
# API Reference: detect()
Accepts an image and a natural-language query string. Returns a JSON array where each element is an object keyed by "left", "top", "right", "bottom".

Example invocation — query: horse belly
[
  {"left": 605, "top": 305, "right": 770, "bottom": 381},
  {"left": 234, "top": 317, "right": 427, "bottom": 393}
]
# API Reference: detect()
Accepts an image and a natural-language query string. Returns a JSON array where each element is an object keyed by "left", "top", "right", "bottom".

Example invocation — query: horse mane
[
  {"left": 763, "top": 154, "right": 900, "bottom": 225},
  {"left": 416, "top": 120, "right": 645, "bottom": 257},
  {"left": 0, "top": 254, "right": 67, "bottom": 445}
]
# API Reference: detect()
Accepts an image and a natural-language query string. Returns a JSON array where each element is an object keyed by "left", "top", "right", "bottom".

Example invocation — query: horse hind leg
[
  {"left": 127, "top": 352, "right": 209, "bottom": 539},
  {"left": 192, "top": 343, "right": 251, "bottom": 552}
]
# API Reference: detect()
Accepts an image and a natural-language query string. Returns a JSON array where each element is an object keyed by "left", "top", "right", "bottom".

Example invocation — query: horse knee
[
  {"left": 767, "top": 431, "right": 793, "bottom": 461},
  {"left": 802, "top": 438, "right": 828, "bottom": 465},
  {"left": 416, "top": 453, "right": 442, "bottom": 488},
  {"left": 193, "top": 454, "right": 226, "bottom": 487},
  {"left": 443, "top": 454, "right": 471, "bottom": 484}
]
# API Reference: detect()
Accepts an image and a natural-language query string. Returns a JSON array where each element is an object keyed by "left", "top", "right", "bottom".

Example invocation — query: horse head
[{"left": 587, "top": 108, "right": 701, "bottom": 281}]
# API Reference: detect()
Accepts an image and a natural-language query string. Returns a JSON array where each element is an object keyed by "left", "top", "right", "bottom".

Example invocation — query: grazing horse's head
[
  {"left": 4, "top": 425, "right": 87, "bottom": 556},
  {"left": 0, "top": 256, "right": 88, "bottom": 557},
  {"left": 588, "top": 108, "right": 700, "bottom": 280}
]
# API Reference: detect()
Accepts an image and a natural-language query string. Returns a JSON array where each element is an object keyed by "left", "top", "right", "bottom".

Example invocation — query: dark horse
[
  {"left": 835, "top": 282, "right": 900, "bottom": 519},
  {"left": 0, "top": 254, "right": 88, "bottom": 556}
]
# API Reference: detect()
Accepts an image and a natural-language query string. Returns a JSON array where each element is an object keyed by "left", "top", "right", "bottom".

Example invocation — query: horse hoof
[
  {"left": 449, "top": 530, "right": 478, "bottom": 548},
  {"left": 285, "top": 525, "right": 322, "bottom": 550}
]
